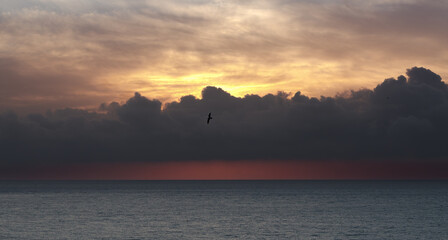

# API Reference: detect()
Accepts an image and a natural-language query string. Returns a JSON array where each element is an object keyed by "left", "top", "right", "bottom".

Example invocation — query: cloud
[
  {"left": 1, "top": 67, "right": 448, "bottom": 165},
  {"left": 1, "top": 0, "right": 448, "bottom": 111},
  {"left": 0, "top": 57, "right": 108, "bottom": 112}
]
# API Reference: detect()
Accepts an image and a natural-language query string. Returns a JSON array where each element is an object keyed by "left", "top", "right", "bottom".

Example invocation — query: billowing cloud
[
  {"left": 1, "top": 0, "right": 448, "bottom": 112},
  {"left": 1, "top": 67, "right": 448, "bottom": 165}
]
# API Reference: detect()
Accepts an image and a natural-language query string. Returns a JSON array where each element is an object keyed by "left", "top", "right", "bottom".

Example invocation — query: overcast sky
[
  {"left": 1, "top": 66, "right": 448, "bottom": 166},
  {"left": 2, "top": 1, "right": 448, "bottom": 176},
  {"left": 1, "top": 0, "right": 447, "bottom": 113}
]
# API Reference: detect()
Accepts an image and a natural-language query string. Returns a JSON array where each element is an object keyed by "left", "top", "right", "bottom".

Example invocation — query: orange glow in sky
[
  {"left": 1, "top": 1, "right": 448, "bottom": 112},
  {"left": 2, "top": 160, "right": 447, "bottom": 180}
]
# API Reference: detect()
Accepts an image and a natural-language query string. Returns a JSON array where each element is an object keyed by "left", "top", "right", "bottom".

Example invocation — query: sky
[{"left": 1, "top": 0, "right": 448, "bottom": 179}]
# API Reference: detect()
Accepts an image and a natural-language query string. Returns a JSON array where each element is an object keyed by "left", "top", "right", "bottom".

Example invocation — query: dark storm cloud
[{"left": 1, "top": 67, "right": 448, "bottom": 165}]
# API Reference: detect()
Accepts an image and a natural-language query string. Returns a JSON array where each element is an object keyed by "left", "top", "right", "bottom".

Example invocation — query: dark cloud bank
[{"left": 1, "top": 67, "right": 448, "bottom": 166}]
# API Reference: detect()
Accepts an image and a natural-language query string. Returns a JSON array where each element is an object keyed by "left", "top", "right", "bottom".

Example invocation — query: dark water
[{"left": 0, "top": 181, "right": 447, "bottom": 240}]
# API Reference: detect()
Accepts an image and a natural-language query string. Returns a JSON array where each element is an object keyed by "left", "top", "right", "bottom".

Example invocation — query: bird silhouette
[{"left": 207, "top": 112, "right": 213, "bottom": 124}]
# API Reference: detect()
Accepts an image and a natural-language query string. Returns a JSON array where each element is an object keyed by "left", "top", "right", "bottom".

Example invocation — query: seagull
[{"left": 207, "top": 112, "right": 213, "bottom": 124}]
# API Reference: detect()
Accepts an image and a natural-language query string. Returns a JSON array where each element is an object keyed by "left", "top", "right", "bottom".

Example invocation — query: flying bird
[{"left": 207, "top": 112, "right": 213, "bottom": 124}]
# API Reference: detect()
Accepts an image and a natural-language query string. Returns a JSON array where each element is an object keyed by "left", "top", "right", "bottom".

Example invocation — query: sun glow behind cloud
[
  {"left": 1, "top": 0, "right": 448, "bottom": 112},
  {"left": 2, "top": 161, "right": 447, "bottom": 180}
]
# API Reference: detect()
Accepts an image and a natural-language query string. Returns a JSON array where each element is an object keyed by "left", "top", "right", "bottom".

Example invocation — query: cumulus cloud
[{"left": 1, "top": 67, "right": 448, "bottom": 165}]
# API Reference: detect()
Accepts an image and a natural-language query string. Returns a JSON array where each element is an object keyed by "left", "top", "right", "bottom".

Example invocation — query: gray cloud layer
[{"left": 1, "top": 67, "right": 448, "bottom": 165}]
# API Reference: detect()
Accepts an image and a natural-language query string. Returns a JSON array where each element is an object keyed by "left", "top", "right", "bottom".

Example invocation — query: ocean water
[{"left": 0, "top": 181, "right": 447, "bottom": 240}]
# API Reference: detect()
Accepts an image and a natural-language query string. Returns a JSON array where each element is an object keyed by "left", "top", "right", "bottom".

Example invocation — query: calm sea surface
[{"left": 0, "top": 181, "right": 447, "bottom": 239}]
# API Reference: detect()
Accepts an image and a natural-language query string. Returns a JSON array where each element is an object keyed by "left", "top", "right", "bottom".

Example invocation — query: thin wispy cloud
[{"left": 1, "top": 0, "right": 447, "bottom": 112}]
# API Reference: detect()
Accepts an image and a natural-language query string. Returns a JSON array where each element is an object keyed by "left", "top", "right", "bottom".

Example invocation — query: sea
[{"left": 0, "top": 181, "right": 447, "bottom": 240}]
